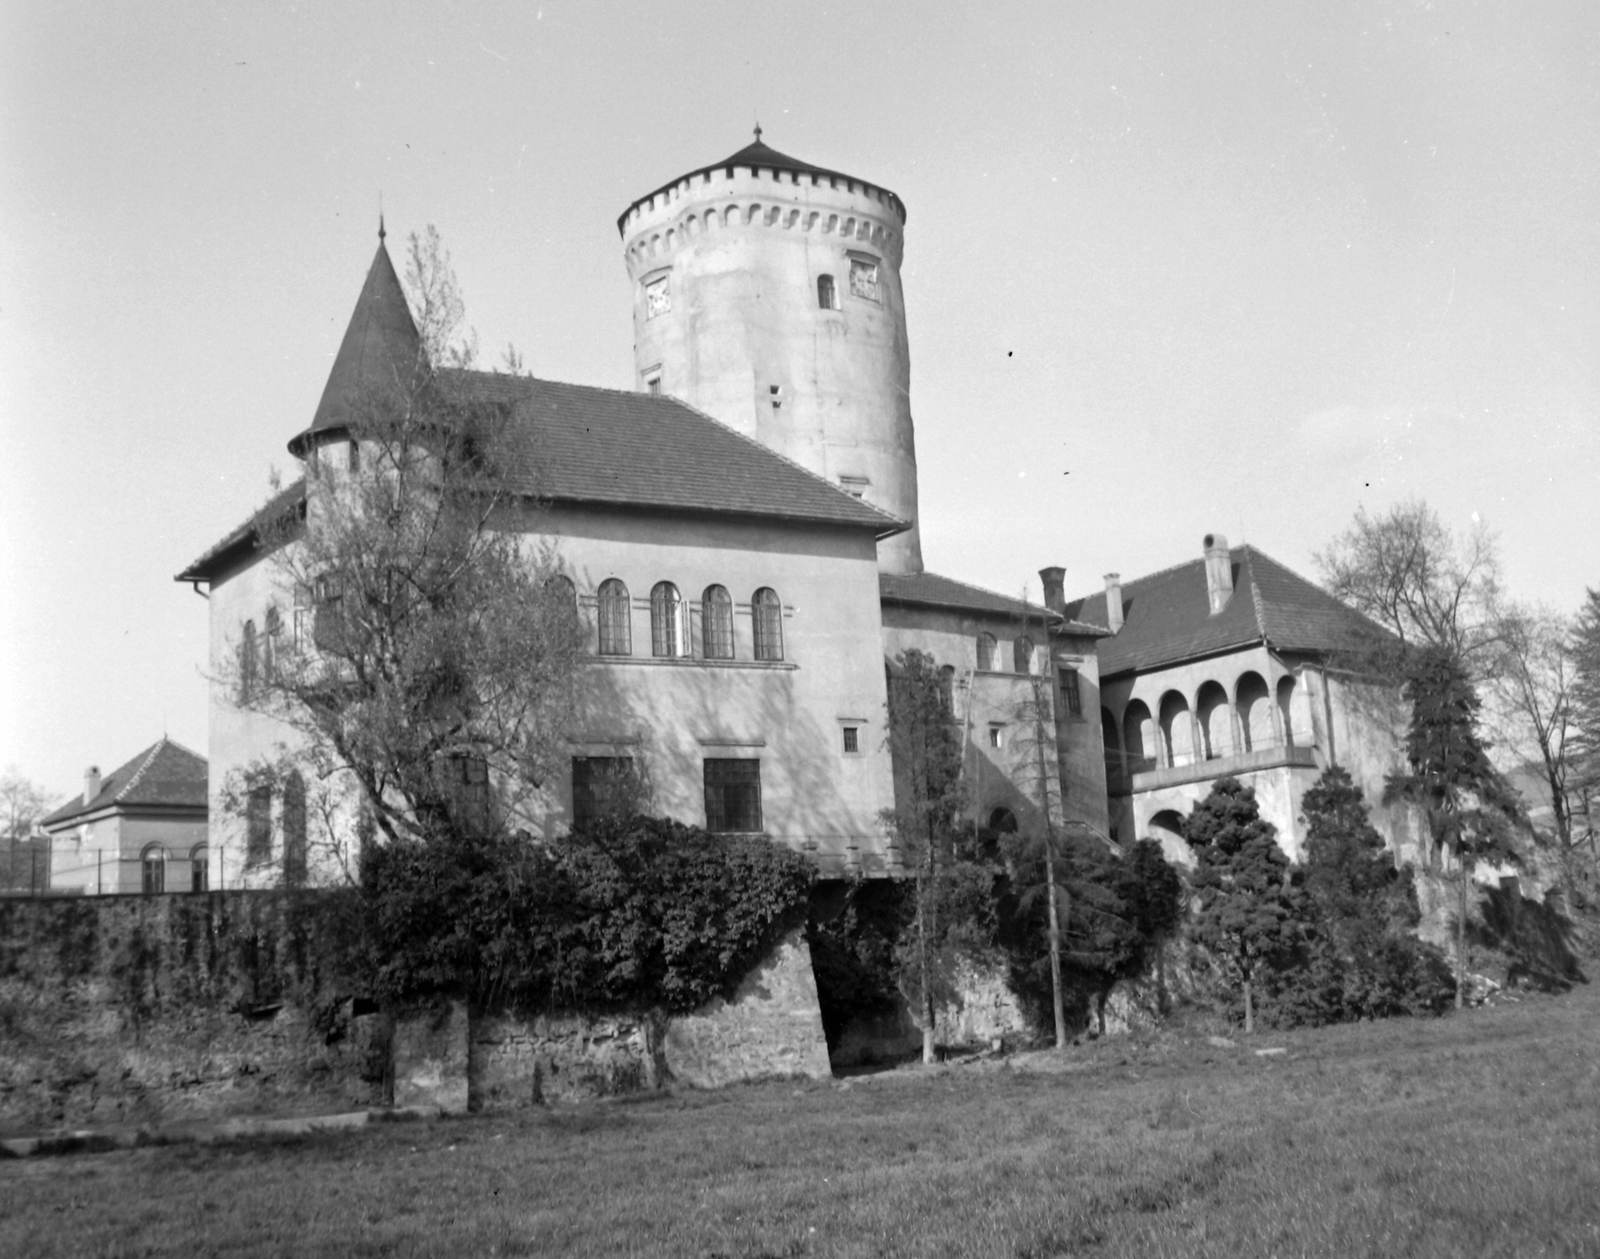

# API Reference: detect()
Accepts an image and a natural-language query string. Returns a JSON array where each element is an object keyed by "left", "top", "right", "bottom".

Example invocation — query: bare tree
[
  {"left": 0, "top": 768, "right": 54, "bottom": 893},
  {"left": 1316, "top": 500, "right": 1502, "bottom": 672}
]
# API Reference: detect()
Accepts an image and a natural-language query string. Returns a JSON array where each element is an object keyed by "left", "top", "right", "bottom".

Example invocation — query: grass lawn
[{"left": 4, "top": 983, "right": 1598, "bottom": 1258}]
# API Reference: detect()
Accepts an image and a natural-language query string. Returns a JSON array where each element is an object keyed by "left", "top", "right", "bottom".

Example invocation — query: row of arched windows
[
  {"left": 577, "top": 579, "right": 785, "bottom": 662},
  {"left": 975, "top": 632, "right": 1036, "bottom": 675},
  {"left": 141, "top": 843, "right": 208, "bottom": 895},
  {"left": 1103, "top": 672, "right": 1309, "bottom": 776}
]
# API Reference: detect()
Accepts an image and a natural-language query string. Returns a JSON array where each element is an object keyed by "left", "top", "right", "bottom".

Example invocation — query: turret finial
[
  {"left": 378, "top": 191, "right": 386, "bottom": 241},
  {"left": 753, "top": 121, "right": 762, "bottom": 142}
]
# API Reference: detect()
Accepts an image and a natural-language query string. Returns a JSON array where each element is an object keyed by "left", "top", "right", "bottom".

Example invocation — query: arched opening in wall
[
  {"left": 1159, "top": 691, "right": 1194, "bottom": 767},
  {"left": 597, "top": 579, "right": 631, "bottom": 656},
  {"left": 976, "top": 632, "right": 996, "bottom": 671},
  {"left": 282, "top": 772, "right": 307, "bottom": 888},
  {"left": 190, "top": 844, "right": 208, "bottom": 893},
  {"left": 987, "top": 807, "right": 1018, "bottom": 837},
  {"left": 141, "top": 845, "right": 166, "bottom": 895},
  {"left": 1196, "top": 680, "right": 1232, "bottom": 761},
  {"left": 1123, "top": 700, "right": 1153, "bottom": 773},
  {"left": 1146, "top": 810, "right": 1192, "bottom": 867},
  {"left": 1013, "top": 636, "right": 1034, "bottom": 675},
  {"left": 1237, "top": 672, "right": 1272, "bottom": 751},
  {"left": 1277, "top": 675, "right": 1309, "bottom": 748},
  {"left": 651, "top": 582, "right": 688, "bottom": 658}
]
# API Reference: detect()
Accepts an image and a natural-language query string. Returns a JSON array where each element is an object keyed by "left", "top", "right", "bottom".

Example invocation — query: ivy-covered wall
[{"left": 0, "top": 892, "right": 383, "bottom": 1133}]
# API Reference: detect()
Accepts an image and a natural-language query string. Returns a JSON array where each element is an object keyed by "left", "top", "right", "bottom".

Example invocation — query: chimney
[
  {"left": 1204, "top": 533, "right": 1233, "bottom": 614},
  {"left": 1038, "top": 566, "right": 1066, "bottom": 616},
  {"left": 1104, "top": 574, "right": 1124, "bottom": 633},
  {"left": 84, "top": 765, "right": 101, "bottom": 805}
]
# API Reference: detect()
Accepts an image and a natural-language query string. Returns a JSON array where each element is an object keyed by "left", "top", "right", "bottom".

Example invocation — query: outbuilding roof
[
  {"left": 41, "top": 739, "right": 208, "bottom": 830},
  {"left": 880, "top": 571, "right": 1104, "bottom": 636},
  {"left": 1064, "top": 545, "right": 1389, "bottom": 677},
  {"left": 618, "top": 134, "right": 907, "bottom": 234}
]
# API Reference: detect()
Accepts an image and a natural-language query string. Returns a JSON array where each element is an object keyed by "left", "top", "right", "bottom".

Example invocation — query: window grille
[
  {"left": 651, "top": 582, "right": 686, "bottom": 657},
  {"left": 752, "top": 588, "right": 783, "bottom": 661},
  {"left": 141, "top": 846, "right": 165, "bottom": 895},
  {"left": 704, "top": 758, "right": 762, "bottom": 833},
  {"left": 571, "top": 756, "right": 637, "bottom": 829},
  {"left": 246, "top": 783, "right": 272, "bottom": 866},
  {"left": 282, "top": 773, "right": 307, "bottom": 886},
  {"left": 976, "top": 632, "right": 996, "bottom": 671},
  {"left": 191, "top": 845, "right": 209, "bottom": 893},
  {"left": 597, "top": 579, "right": 631, "bottom": 655},
  {"left": 702, "top": 585, "right": 734, "bottom": 659},
  {"left": 1014, "top": 636, "right": 1034, "bottom": 674},
  {"left": 817, "top": 274, "right": 838, "bottom": 310},
  {"left": 263, "top": 606, "right": 281, "bottom": 681},
  {"left": 1060, "top": 668, "right": 1083, "bottom": 717},
  {"left": 842, "top": 726, "right": 860, "bottom": 754},
  {"left": 239, "top": 620, "right": 257, "bottom": 699}
]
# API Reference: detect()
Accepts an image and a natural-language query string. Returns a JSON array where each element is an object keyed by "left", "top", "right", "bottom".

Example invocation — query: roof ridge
[
  {"left": 896, "top": 570, "right": 1055, "bottom": 616},
  {"left": 115, "top": 740, "right": 168, "bottom": 802},
  {"left": 1242, "top": 550, "right": 1270, "bottom": 644}
]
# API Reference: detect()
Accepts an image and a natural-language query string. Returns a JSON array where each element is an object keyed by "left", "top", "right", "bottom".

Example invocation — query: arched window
[
  {"left": 141, "top": 845, "right": 166, "bottom": 895},
  {"left": 1013, "top": 636, "right": 1034, "bottom": 675},
  {"left": 239, "top": 620, "right": 257, "bottom": 699},
  {"left": 651, "top": 582, "right": 687, "bottom": 657},
  {"left": 263, "top": 606, "right": 281, "bottom": 681},
  {"left": 282, "top": 772, "right": 307, "bottom": 888},
  {"left": 938, "top": 665, "right": 956, "bottom": 716},
  {"left": 190, "top": 844, "right": 209, "bottom": 893},
  {"left": 597, "top": 579, "right": 631, "bottom": 655},
  {"left": 545, "top": 574, "right": 580, "bottom": 638},
  {"left": 702, "top": 585, "right": 734, "bottom": 659},
  {"left": 976, "top": 632, "right": 997, "bottom": 671},
  {"left": 817, "top": 274, "right": 839, "bottom": 310},
  {"left": 752, "top": 588, "right": 783, "bottom": 661}
]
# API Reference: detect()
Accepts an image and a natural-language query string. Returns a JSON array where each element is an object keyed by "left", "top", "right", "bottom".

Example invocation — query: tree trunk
[
  {"left": 1044, "top": 846, "right": 1067, "bottom": 1049},
  {"left": 1456, "top": 859, "right": 1468, "bottom": 1011},
  {"left": 916, "top": 874, "right": 937, "bottom": 1064},
  {"left": 1243, "top": 971, "right": 1253, "bottom": 1036}
]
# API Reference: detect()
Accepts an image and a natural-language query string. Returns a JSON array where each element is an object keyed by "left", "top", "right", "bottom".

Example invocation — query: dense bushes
[{"left": 360, "top": 815, "right": 815, "bottom": 1014}]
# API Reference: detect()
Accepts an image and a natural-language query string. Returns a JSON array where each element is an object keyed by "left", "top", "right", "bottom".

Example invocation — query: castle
[{"left": 175, "top": 134, "right": 1409, "bottom": 892}]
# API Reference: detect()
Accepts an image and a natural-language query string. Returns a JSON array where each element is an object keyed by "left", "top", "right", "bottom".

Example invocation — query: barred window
[
  {"left": 1014, "top": 636, "right": 1034, "bottom": 675},
  {"left": 239, "top": 620, "right": 257, "bottom": 699},
  {"left": 571, "top": 756, "right": 638, "bottom": 829},
  {"left": 651, "top": 581, "right": 687, "bottom": 657},
  {"left": 1060, "top": 667, "right": 1083, "bottom": 717},
  {"left": 263, "top": 606, "right": 281, "bottom": 681},
  {"left": 702, "top": 585, "right": 734, "bottom": 659},
  {"left": 976, "top": 632, "right": 996, "bottom": 671},
  {"left": 141, "top": 845, "right": 166, "bottom": 895},
  {"left": 752, "top": 588, "right": 783, "bottom": 662},
  {"left": 190, "top": 845, "right": 209, "bottom": 893},
  {"left": 704, "top": 758, "right": 762, "bottom": 833},
  {"left": 246, "top": 783, "right": 273, "bottom": 866},
  {"left": 597, "top": 579, "right": 631, "bottom": 655},
  {"left": 282, "top": 772, "right": 307, "bottom": 886}
]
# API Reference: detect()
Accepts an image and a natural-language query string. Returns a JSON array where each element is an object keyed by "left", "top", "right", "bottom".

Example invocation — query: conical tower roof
[
  {"left": 287, "top": 230, "right": 426, "bottom": 456},
  {"left": 617, "top": 131, "right": 906, "bottom": 234}
]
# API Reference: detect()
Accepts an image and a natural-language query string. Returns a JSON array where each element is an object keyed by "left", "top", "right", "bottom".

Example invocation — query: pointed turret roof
[
  {"left": 618, "top": 132, "right": 906, "bottom": 234},
  {"left": 287, "top": 232, "right": 426, "bottom": 455}
]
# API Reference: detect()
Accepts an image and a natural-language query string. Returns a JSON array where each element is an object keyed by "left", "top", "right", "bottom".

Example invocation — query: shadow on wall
[{"left": 1472, "top": 878, "right": 1587, "bottom": 991}]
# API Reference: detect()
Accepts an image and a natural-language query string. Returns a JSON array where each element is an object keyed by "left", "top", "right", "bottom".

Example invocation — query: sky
[{"left": 2, "top": 0, "right": 1596, "bottom": 800}]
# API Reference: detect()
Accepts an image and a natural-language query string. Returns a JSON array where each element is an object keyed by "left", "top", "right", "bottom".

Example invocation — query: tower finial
[
  {"left": 753, "top": 121, "right": 762, "bottom": 142},
  {"left": 378, "top": 192, "right": 386, "bottom": 242}
]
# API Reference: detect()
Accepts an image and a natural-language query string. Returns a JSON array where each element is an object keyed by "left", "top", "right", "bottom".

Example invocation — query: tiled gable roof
[
  {"left": 879, "top": 572, "right": 1105, "bottom": 636},
  {"left": 41, "top": 739, "right": 208, "bottom": 829},
  {"left": 176, "top": 479, "right": 306, "bottom": 584},
  {"left": 436, "top": 370, "right": 904, "bottom": 534},
  {"left": 1064, "top": 545, "right": 1389, "bottom": 676}
]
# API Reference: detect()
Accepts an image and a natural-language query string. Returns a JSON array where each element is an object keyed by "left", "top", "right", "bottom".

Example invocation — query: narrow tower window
[{"left": 817, "top": 274, "right": 839, "bottom": 310}]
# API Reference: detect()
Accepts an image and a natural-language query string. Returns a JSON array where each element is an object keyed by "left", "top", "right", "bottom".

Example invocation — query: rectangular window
[
  {"left": 645, "top": 275, "right": 671, "bottom": 319},
  {"left": 704, "top": 758, "right": 762, "bottom": 833},
  {"left": 849, "top": 257, "right": 879, "bottom": 301},
  {"left": 1060, "top": 668, "right": 1083, "bottom": 717},
  {"left": 647, "top": 377, "right": 662, "bottom": 396},
  {"left": 442, "top": 754, "right": 491, "bottom": 837},
  {"left": 842, "top": 726, "right": 860, "bottom": 754},
  {"left": 571, "top": 756, "right": 636, "bottom": 829},
  {"left": 246, "top": 784, "right": 273, "bottom": 866},
  {"left": 988, "top": 725, "right": 1004, "bottom": 749}
]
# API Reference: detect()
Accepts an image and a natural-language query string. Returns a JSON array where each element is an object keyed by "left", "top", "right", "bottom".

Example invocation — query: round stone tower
[{"left": 618, "top": 133, "right": 923, "bottom": 574}]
